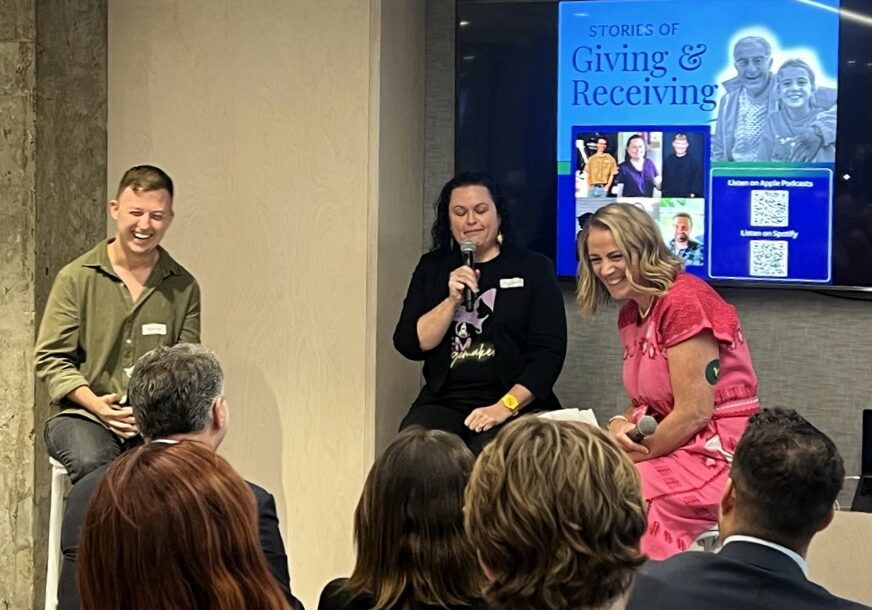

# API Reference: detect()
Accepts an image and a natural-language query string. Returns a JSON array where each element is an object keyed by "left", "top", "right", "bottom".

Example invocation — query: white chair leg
[
  {"left": 694, "top": 523, "right": 721, "bottom": 553},
  {"left": 45, "top": 457, "right": 67, "bottom": 610}
]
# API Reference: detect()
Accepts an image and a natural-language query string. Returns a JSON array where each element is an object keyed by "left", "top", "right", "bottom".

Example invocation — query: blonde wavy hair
[
  {"left": 464, "top": 417, "right": 647, "bottom": 610},
  {"left": 576, "top": 203, "right": 684, "bottom": 315}
]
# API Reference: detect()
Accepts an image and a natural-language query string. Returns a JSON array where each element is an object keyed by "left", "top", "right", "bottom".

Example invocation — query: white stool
[
  {"left": 45, "top": 457, "right": 68, "bottom": 610},
  {"left": 694, "top": 523, "right": 721, "bottom": 552}
]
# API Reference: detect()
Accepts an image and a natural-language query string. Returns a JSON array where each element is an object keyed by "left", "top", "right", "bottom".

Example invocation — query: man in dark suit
[
  {"left": 629, "top": 408, "right": 870, "bottom": 610},
  {"left": 58, "top": 343, "right": 304, "bottom": 610}
]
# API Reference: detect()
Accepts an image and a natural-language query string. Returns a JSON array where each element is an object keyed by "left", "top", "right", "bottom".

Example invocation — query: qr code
[
  {"left": 749, "top": 240, "right": 788, "bottom": 277},
  {"left": 750, "top": 190, "right": 789, "bottom": 227}
]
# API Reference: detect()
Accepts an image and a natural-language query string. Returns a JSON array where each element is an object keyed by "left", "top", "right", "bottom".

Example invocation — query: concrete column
[
  {"left": 0, "top": 2, "right": 39, "bottom": 605},
  {"left": 0, "top": 1, "right": 106, "bottom": 608}
]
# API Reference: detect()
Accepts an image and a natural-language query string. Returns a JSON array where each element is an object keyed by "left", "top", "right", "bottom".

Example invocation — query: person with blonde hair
[
  {"left": 577, "top": 203, "right": 760, "bottom": 559},
  {"left": 78, "top": 441, "right": 291, "bottom": 610},
  {"left": 465, "top": 417, "right": 648, "bottom": 610},
  {"left": 318, "top": 427, "right": 488, "bottom": 610}
]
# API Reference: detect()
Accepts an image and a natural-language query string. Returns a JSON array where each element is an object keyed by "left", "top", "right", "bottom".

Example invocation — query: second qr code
[
  {"left": 749, "top": 240, "right": 789, "bottom": 277},
  {"left": 750, "top": 190, "right": 789, "bottom": 227}
]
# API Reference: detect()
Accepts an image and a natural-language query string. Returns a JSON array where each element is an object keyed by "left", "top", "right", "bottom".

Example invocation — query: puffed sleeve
[{"left": 658, "top": 277, "right": 739, "bottom": 349}]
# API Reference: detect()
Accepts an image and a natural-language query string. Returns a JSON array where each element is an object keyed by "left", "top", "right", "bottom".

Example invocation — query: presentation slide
[{"left": 556, "top": 0, "right": 840, "bottom": 283}]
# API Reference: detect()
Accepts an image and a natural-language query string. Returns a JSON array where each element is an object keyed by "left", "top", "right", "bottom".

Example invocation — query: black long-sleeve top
[{"left": 393, "top": 245, "right": 567, "bottom": 409}]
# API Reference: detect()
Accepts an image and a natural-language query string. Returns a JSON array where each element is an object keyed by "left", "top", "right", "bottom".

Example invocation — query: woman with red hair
[{"left": 78, "top": 441, "right": 290, "bottom": 610}]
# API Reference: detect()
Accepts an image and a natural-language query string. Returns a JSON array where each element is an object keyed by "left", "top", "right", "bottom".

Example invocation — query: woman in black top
[
  {"left": 392, "top": 172, "right": 567, "bottom": 455},
  {"left": 317, "top": 427, "right": 489, "bottom": 610}
]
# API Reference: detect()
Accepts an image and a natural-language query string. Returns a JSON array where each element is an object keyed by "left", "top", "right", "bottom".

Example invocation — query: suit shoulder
[
  {"left": 245, "top": 481, "right": 274, "bottom": 506},
  {"left": 639, "top": 553, "right": 716, "bottom": 577}
]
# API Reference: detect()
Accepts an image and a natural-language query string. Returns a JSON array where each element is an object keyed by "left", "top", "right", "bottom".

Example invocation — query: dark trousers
[
  {"left": 400, "top": 403, "right": 506, "bottom": 456},
  {"left": 44, "top": 414, "right": 140, "bottom": 484}
]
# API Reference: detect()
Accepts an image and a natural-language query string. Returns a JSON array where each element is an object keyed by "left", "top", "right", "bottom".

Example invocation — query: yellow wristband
[{"left": 501, "top": 393, "right": 520, "bottom": 415}]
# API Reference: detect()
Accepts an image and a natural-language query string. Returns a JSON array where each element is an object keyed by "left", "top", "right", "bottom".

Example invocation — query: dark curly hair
[{"left": 430, "top": 171, "right": 512, "bottom": 251}]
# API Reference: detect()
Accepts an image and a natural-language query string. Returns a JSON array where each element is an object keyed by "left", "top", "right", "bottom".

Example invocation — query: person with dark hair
[
  {"left": 465, "top": 417, "right": 649, "bottom": 610},
  {"left": 583, "top": 136, "right": 618, "bottom": 197},
  {"left": 577, "top": 203, "right": 759, "bottom": 559},
  {"left": 615, "top": 135, "right": 662, "bottom": 197},
  {"left": 661, "top": 134, "right": 703, "bottom": 198},
  {"left": 36, "top": 164, "right": 200, "bottom": 483},
  {"left": 79, "top": 441, "right": 291, "bottom": 610},
  {"left": 318, "top": 427, "right": 489, "bottom": 610},
  {"left": 58, "top": 344, "right": 303, "bottom": 610},
  {"left": 629, "top": 408, "right": 869, "bottom": 610},
  {"left": 575, "top": 212, "right": 595, "bottom": 263},
  {"left": 668, "top": 213, "right": 704, "bottom": 266},
  {"left": 393, "top": 172, "right": 567, "bottom": 454}
]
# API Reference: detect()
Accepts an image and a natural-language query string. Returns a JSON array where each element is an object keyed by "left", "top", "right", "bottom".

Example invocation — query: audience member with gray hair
[
  {"left": 629, "top": 408, "right": 870, "bottom": 610},
  {"left": 57, "top": 343, "right": 304, "bottom": 610}
]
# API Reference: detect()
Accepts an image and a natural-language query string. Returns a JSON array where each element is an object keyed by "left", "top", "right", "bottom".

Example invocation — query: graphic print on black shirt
[{"left": 450, "top": 288, "right": 496, "bottom": 369}]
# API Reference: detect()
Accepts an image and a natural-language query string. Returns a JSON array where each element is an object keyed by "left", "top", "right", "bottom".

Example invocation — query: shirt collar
[
  {"left": 81, "top": 238, "right": 182, "bottom": 279},
  {"left": 721, "top": 534, "right": 808, "bottom": 577}
]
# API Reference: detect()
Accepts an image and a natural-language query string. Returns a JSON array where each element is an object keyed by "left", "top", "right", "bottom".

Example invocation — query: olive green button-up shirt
[{"left": 34, "top": 239, "right": 201, "bottom": 422}]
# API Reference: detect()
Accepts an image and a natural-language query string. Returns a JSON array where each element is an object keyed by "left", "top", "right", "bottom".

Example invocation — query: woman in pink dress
[{"left": 576, "top": 203, "right": 759, "bottom": 559}]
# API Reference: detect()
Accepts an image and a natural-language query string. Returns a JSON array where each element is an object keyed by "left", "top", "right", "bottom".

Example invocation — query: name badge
[
  {"left": 142, "top": 323, "right": 167, "bottom": 336},
  {"left": 500, "top": 277, "right": 524, "bottom": 289}
]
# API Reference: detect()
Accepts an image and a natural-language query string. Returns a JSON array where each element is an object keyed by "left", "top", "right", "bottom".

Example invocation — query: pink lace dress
[{"left": 618, "top": 273, "right": 759, "bottom": 559}]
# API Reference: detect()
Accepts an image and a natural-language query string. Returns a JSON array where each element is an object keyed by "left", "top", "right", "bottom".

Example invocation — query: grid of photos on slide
[{"left": 573, "top": 128, "right": 709, "bottom": 269}]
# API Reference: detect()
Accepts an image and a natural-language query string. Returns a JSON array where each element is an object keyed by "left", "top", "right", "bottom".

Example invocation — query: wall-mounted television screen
[{"left": 457, "top": 0, "right": 872, "bottom": 291}]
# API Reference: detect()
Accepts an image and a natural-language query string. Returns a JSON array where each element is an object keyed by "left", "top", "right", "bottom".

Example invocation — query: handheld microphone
[
  {"left": 460, "top": 240, "right": 476, "bottom": 312},
  {"left": 627, "top": 415, "right": 657, "bottom": 444}
]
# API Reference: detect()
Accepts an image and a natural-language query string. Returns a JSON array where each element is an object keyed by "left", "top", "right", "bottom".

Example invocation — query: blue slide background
[{"left": 556, "top": 0, "right": 840, "bottom": 278}]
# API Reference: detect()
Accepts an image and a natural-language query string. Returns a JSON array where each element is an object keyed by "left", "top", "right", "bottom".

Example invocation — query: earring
[{"left": 497, "top": 232, "right": 504, "bottom": 245}]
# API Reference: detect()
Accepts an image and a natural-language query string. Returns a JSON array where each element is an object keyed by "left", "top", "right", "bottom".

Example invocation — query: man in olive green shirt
[{"left": 35, "top": 165, "right": 200, "bottom": 483}]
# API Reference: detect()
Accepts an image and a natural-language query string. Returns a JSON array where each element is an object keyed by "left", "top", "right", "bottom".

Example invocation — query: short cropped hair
[
  {"left": 79, "top": 441, "right": 288, "bottom": 610},
  {"left": 115, "top": 164, "right": 174, "bottom": 198},
  {"left": 576, "top": 203, "right": 684, "bottom": 315},
  {"left": 128, "top": 343, "right": 223, "bottom": 439},
  {"left": 345, "top": 427, "right": 482, "bottom": 610},
  {"left": 673, "top": 212, "right": 693, "bottom": 228},
  {"left": 730, "top": 408, "right": 844, "bottom": 549},
  {"left": 465, "top": 418, "right": 647, "bottom": 610}
]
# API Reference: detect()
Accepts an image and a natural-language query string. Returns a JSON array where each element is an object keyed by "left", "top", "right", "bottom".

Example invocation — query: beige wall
[
  {"left": 108, "top": 1, "right": 423, "bottom": 605},
  {"left": 808, "top": 511, "right": 872, "bottom": 605}
]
